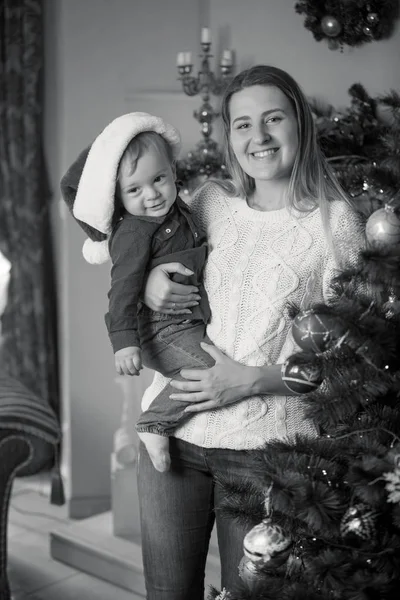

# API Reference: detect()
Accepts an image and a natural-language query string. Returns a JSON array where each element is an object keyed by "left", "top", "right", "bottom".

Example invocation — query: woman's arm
[
  {"left": 169, "top": 343, "right": 295, "bottom": 413},
  {"left": 143, "top": 262, "right": 202, "bottom": 315}
]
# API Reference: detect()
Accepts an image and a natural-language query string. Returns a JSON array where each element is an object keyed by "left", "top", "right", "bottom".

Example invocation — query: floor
[{"left": 8, "top": 473, "right": 141, "bottom": 600}]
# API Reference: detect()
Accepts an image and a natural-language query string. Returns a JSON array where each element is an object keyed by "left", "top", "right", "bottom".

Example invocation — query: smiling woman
[
  {"left": 229, "top": 85, "right": 298, "bottom": 201},
  {"left": 136, "top": 64, "right": 365, "bottom": 599}
]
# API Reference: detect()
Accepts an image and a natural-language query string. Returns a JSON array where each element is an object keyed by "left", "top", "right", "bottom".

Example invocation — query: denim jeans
[
  {"left": 137, "top": 437, "right": 254, "bottom": 600},
  {"left": 136, "top": 310, "right": 214, "bottom": 435}
]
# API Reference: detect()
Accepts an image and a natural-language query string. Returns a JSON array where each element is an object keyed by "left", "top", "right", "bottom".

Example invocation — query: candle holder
[{"left": 176, "top": 28, "right": 234, "bottom": 193}]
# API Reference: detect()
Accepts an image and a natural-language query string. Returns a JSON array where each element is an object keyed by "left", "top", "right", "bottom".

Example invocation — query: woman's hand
[
  {"left": 143, "top": 262, "right": 201, "bottom": 316},
  {"left": 170, "top": 343, "right": 259, "bottom": 412}
]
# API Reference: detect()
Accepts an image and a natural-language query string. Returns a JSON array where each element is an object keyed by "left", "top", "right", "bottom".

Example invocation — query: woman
[{"left": 137, "top": 65, "right": 363, "bottom": 599}]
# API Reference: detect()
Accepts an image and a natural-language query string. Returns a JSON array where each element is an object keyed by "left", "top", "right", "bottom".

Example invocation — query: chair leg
[{"left": 0, "top": 434, "right": 31, "bottom": 600}]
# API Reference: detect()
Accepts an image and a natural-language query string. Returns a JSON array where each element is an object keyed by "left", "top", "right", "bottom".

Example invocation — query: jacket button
[
  {"left": 194, "top": 232, "right": 198, "bottom": 237},
  {"left": 165, "top": 228, "right": 171, "bottom": 233}
]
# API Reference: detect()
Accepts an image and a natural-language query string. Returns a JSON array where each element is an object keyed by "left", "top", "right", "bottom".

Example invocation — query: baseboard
[
  {"left": 67, "top": 495, "right": 111, "bottom": 519},
  {"left": 50, "top": 511, "right": 221, "bottom": 594}
]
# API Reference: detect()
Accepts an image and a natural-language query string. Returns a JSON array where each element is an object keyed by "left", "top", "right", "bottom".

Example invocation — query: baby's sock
[{"left": 137, "top": 431, "right": 171, "bottom": 473}]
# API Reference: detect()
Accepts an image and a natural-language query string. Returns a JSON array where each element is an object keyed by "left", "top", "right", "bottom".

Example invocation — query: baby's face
[{"left": 118, "top": 146, "right": 176, "bottom": 218}]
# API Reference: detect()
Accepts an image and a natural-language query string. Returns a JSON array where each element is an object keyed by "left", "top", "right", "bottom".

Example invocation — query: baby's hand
[{"left": 114, "top": 346, "right": 143, "bottom": 376}]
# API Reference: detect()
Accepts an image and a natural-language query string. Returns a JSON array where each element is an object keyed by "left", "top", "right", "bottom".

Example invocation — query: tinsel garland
[{"left": 295, "top": 0, "right": 399, "bottom": 51}]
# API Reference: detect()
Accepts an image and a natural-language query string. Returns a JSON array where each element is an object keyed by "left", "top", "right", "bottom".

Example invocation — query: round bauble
[
  {"left": 243, "top": 519, "right": 292, "bottom": 566},
  {"left": 340, "top": 503, "right": 378, "bottom": 541},
  {"left": 321, "top": 15, "right": 342, "bottom": 37},
  {"left": 282, "top": 355, "right": 322, "bottom": 394},
  {"left": 292, "top": 310, "right": 346, "bottom": 353},
  {"left": 365, "top": 206, "right": 400, "bottom": 252},
  {"left": 366, "top": 12, "right": 379, "bottom": 25},
  {"left": 363, "top": 25, "right": 373, "bottom": 37},
  {"left": 238, "top": 555, "right": 260, "bottom": 587}
]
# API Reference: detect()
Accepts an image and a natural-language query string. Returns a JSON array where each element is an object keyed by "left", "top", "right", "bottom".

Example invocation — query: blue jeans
[
  {"left": 137, "top": 437, "right": 254, "bottom": 600},
  {"left": 136, "top": 309, "right": 214, "bottom": 435}
]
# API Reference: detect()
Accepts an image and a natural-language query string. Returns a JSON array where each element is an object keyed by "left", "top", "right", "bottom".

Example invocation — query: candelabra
[{"left": 176, "top": 27, "right": 234, "bottom": 193}]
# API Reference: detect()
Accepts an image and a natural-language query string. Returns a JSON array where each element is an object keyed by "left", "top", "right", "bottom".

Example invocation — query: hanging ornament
[
  {"left": 238, "top": 555, "right": 260, "bottom": 587},
  {"left": 383, "top": 467, "right": 400, "bottom": 504},
  {"left": 327, "top": 38, "right": 340, "bottom": 50},
  {"left": 292, "top": 310, "right": 346, "bottom": 353},
  {"left": 383, "top": 292, "right": 400, "bottom": 319},
  {"left": 365, "top": 205, "right": 400, "bottom": 252},
  {"left": 340, "top": 503, "right": 378, "bottom": 541},
  {"left": 321, "top": 15, "right": 342, "bottom": 37},
  {"left": 243, "top": 519, "right": 292, "bottom": 566},
  {"left": 281, "top": 355, "right": 322, "bottom": 394},
  {"left": 366, "top": 12, "right": 380, "bottom": 25},
  {"left": 214, "top": 588, "right": 231, "bottom": 600}
]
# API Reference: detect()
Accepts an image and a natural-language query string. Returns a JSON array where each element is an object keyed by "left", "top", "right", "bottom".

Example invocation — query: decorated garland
[{"left": 295, "top": 0, "right": 399, "bottom": 50}]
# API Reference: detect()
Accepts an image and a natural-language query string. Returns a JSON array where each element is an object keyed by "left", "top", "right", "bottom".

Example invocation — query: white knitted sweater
[{"left": 141, "top": 183, "right": 364, "bottom": 449}]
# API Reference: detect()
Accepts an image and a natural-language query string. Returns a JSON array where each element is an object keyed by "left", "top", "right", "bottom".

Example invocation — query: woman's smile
[
  {"left": 229, "top": 84, "right": 298, "bottom": 183},
  {"left": 250, "top": 148, "right": 279, "bottom": 159}
]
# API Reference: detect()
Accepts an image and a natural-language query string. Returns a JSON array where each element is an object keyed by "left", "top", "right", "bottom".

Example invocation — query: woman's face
[{"left": 229, "top": 84, "right": 299, "bottom": 185}]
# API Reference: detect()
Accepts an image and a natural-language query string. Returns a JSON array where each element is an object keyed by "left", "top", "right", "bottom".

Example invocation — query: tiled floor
[{"left": 8, "top": 473, "right": 141, "bottom": 599}]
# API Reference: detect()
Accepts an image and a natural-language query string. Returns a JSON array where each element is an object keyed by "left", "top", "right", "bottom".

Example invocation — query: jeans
[
  {"left": 137, "top": 437, "right": 254, "bottom": 600},
  {"left": 136, "top": 310, "right": 214, "bottom": 435}
]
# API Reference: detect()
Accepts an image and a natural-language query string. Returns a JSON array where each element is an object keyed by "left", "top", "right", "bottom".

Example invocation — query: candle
[
  {"left": 184, "top": 51, "right": 192, "bottom": 65},
  {"left": 201, "top": 27, "right": 211, "bottom": 43},
  {"left": 222, "top": 49, "right": 233, "bottom": 65},
  {"left": 177, "top": 52, "right": 186, "bottom": 66}
]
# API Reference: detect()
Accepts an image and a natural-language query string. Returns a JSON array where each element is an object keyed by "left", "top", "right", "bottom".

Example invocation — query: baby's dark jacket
[{"left": 105, "top": 195, "right": 211, "bottom": 353}]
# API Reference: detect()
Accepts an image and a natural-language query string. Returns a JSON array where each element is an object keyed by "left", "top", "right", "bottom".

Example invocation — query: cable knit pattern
[{"left": 141, "top": 183, "right": 364, "bottom": 449}]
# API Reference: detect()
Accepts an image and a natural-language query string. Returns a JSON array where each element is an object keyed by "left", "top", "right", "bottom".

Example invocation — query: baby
[{"left": 61, "top": 112, "right": 215, "bottom": 472}]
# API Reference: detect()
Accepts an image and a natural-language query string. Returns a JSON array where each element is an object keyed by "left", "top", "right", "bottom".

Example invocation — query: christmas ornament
[
  {"left": 292, "top": 310, "right": 346, "bottom": 353},
  {"left": 215, "top": 588, "right": 231, "bottom": 600},
  {"left": 294, "top": 0, "right": 399, "bottom": 50},
  {"left": 366, "top": 12, "right": 379, "bottom": 25},
  {"left": 243, "top": 519, "right": 292, "bottom": 565},
  {"left": 383, "top": 292, "right": 400, "bottom": 319},
  {"left": 365, "top": 205, "right": 400, "bottom": 252},
  {"left": 321, "top": 15, "right": 342, "bottom": 37},
  {"left": 327, "top": 38, "right": 340, "bottom": 50},
  {"left": 383, "top": 467, "right": 400, "bottom": 504},
  {"left": 238, "top": 555, "right": 260, "bottom": 587},
  {"left": 340, "top": 503, "right": 378, "bottom": 541},
  {"left": 281, "top": 355, "right": 322, "bottom": 394}
]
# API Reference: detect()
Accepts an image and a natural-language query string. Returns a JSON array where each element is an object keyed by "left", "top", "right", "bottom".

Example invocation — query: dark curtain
[{"left": 0, "top": 0, "right": 59, "bottom": 415}]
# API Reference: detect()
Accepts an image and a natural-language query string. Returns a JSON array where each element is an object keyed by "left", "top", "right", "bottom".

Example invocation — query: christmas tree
[{"left": 210, "top": 86, "right": 400, "bottom": 600}]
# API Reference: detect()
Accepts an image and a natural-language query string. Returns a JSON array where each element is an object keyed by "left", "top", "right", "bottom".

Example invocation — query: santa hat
[{"left": 60, "top": 112, "right": 182, "bottom": 264}]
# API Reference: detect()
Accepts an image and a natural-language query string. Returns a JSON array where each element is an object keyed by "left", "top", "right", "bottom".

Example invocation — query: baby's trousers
[
  {"left": 137, "top": 312, "right": 214, "bottom": 435},
  {"left": 137, "top": 437, "right": 253, "bottom": 600}
]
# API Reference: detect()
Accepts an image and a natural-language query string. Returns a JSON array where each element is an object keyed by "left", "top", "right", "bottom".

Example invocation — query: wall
[
  {"left": 44, "top": 0, "right": 400, "bottom": 517},
  {"left": 210, "top": 0, "right": 400, "bottom": 106},
  {"left": 44, "top": 0, "right": 208, "bottom": 518}
]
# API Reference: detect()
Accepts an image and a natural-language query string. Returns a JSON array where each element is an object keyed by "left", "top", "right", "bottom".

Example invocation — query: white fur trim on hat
[
  {"left": 73, "top": 112, "right": 181, "bottom": 235},
  {"left": 82, "top": 239, "right": 110, "bottom": 265}
]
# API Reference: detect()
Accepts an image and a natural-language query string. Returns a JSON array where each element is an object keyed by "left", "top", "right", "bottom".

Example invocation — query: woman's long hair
[{"left": 205, "top": 64, "right": 352, "bottom": 260}]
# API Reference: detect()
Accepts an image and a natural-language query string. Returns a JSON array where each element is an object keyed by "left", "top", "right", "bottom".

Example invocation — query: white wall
[
  {"left": 44, "top": 0, "right": 400, "bottom": 517},
  {"left": 45, "top": 0, "right": 208, "bottom": 518},
  {"left": 211, "top": 0, "right": 400, "bottom": 105}
]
